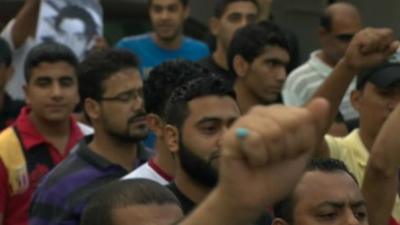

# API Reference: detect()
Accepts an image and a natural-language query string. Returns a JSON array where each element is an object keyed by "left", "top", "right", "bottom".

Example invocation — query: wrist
[{"left": 338, "top": 58, "right": 362, "bottom": 75}]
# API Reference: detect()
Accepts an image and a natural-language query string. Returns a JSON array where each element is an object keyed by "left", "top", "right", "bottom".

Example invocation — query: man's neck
[
  {"left": 29, "top": 112, "right": 71, "bottom": 138},
  {"left": 151, "top": 33, "right": 183, "bottom": 50},
  {"left": 358, "top": 127, "right": 376, "bottom": 153},
  {"left": 212, "top": 44, "right": 228, "bottom": 70},
  {"left": 153, "top": 139, "right": 175, "bottom": 177},
  {"left": 234, "top": 81, "right": 261, "bottom": 114},
  {"left": 317, "top": 50, "right": 337, "bottom": 68},
  {"left": 174, "top": 168, "right": 211, "bottom": 204},
  {"left": 89, "top": 131, "right": 138, "bottom": 171}
]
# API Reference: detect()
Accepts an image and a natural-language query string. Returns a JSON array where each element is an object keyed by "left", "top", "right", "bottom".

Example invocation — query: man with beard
[
  {"left": 163, "top": 75, "right": 273, "bottom": 224},
  {"left": 116, "top": 0, "right": 209, "bottom": 80},
  {"left": 29, "top": 49, "right": 151, "bottom": 225}
]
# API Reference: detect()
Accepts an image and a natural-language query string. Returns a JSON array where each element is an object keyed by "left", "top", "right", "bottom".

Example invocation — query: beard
[
  {"left": 178, "top": 138, "right": 219, "bottom": 188},
  {"left": 104, "top": 110, "right": 149, "bottom": 143}
]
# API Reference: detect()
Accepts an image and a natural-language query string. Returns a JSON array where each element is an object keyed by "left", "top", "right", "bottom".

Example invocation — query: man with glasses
[
  {"left": 283, "top": 2, "right": 362, "bottom": 133},
  {"left": 29, "top": 49, "right": 151, "bottom": 225}
]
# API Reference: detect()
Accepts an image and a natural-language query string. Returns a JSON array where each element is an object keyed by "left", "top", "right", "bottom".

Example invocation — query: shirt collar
[
  {"left": 76, "top": 136, "right": 151, "bottom": 171},
  {"left": 309, "top": 50, "right": 333, "bottom": 78},
  {"left": 15, "top": 106, "right": 83, "bottom": 151}
]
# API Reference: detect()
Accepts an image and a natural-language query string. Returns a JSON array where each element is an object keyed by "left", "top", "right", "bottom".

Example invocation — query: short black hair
[
  {"left": 228, "top": 20, "right": 290, "bottom": 75},
  {"left": 273, "top": 158, "right": 358, "bottom": 225},
  {"left": 214, "top": 0, "right": 259, "bottom": 18},
  {"left": 81, "top": 179, "right": 181, "bottom": 225},
  {"left": 0, "top": 38, "right": 12, "bottom": 67},
  {"left": 24, "top": 42, "right": 78, "bottom": 82},
  {"left": 149, "top": 0, "right": 189, "bottom": 7},
  {"left": 145, "top": 60, "right": 209, "bottom": 118},
  {"left": 164, "top": 75, "right": 236, "bottom": 129},
  {"left": 55, "top": 5, "right": 97, "bottom": 41},
  {"left": 78, "top": 49, "right": 139, "bottom": 120}
]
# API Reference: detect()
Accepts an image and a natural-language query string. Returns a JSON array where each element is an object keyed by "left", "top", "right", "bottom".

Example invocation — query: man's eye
[{"left": 227, "top": 13, "right": 242, "bottom": 23}]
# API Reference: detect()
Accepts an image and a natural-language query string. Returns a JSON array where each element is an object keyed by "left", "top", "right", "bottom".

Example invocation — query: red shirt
[{"left": 0, "top": 107, "right": 83, "bottom": 225}]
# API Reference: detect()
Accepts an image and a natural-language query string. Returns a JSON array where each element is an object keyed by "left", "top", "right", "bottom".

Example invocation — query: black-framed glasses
[
  {"left": 100, "top": 90, "right": 143, "bottom": 103},
  {"left": 335, "top": 33, "right": 355, "bottom": 42}
]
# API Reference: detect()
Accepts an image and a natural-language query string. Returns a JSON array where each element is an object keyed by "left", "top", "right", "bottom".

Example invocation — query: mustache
[
  {"left": 127, "top": 111, "right": 147, "bottom": 124},
  {"left": 207, "top": 150, "right": 221, "bottom": 165}
]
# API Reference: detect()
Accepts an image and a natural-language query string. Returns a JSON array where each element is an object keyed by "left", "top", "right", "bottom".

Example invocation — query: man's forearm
[{"left": 12, "top": 0, "right": 41, "bottom": 48}]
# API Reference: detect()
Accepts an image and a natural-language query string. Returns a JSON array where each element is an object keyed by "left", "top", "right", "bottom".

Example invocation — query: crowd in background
[{"left": 0, "top": 0, "right": 400, "bottom": 225}]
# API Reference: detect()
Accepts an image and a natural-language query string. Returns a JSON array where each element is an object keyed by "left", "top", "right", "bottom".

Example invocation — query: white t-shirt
[{"left": 123, "top": 159, "right": 172, "bottom": 185}]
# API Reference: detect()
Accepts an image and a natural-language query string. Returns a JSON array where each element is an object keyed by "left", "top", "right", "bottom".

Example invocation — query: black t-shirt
[
  {"left": 167, "top": 182, "right": 273, "bottom": 225},
  {"left": 198, "top": 56, "right": 235, "bottom": 87},
  {"left": 0, "top": 95, "right": 24, "bottom": 130},
  {"left": 167, "top": 182, "right": 195, "bottom": 215}
]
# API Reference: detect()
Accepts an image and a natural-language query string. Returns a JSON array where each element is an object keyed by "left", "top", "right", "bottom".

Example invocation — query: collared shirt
[
  {"left": 123, "top": 158, "right": 174, "bottom": 185},
  {"left": 283, "top": 50, "right": 358, "bottom": 122},
  {"left": 326, "top": 129, "right": 400, "bottom": 221},
  {"left": 29, "top": 137, "right": 150, "bottom": 225},
  {"left": 0, "top": 106, "right": 83, "bottom": 225}
]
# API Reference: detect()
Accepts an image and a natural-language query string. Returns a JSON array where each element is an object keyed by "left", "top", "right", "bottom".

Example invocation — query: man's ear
[
  {"left": 84, "top": 98, "right": 101, "bottom": 122},
  {"left": 183, "top": 5, "right": 190, "bottom": 19},
  {"left": 209, "top": 17, "right": 219, "bottom": 36},
  {"left": 350, "top": 89, "right": 362, "bottom": 112},
  {"left": 272, "top": 218, "right": 290, "bottom": 225},
  {"left": 147, "top": 113, "right": 165, "bottom": 136},
  {"left": 233, "top": 55, "right": 249, "bottom": 79},
  {"left": 164, "top": 124, "right": 179, "bottom": 154}
]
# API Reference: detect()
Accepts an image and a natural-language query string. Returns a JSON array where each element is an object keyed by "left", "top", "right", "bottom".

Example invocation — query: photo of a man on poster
[{"left": 36, "top": 0, "right": 103, "bottom": 59}]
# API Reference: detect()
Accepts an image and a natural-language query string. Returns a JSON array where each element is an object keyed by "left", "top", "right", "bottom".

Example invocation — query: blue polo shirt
[{"left": 29, "top": 137, "right": 151, "bottom": 225}]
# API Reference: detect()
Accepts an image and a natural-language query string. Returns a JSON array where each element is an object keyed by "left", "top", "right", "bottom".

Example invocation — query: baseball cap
[{"left": 357, "top": 62, "right": 400, "bottom": 90}]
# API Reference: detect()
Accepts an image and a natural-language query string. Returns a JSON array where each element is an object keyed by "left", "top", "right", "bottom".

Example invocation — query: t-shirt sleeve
[{"left": 324, "top": 135, "right": 345, "bottom": 160}]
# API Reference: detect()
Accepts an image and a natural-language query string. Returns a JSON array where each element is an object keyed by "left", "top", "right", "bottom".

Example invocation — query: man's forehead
[
  {"left": 187, "top": 95, "right": 240, "bottom": 120},
  {"left": 293, "top": 171, "right": 361, "bottom": 205},
  {"left": 223, "top": 1, "right": 258, "bottom": 16}
]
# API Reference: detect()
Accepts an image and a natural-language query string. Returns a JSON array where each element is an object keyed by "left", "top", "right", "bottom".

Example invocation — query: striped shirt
[
  {"left": 282, "top": 50, "right": 358, "bottom": 122},
  {"left": 29, "top": 137, "right": 151, "bottom": 225}
]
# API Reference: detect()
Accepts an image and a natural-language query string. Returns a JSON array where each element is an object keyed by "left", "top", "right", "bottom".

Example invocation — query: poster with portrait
[{"left": 36, "top": 0, "right": 103, "bottom": 60}]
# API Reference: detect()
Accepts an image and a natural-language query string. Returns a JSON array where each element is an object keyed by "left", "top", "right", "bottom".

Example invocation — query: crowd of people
[{"left": 0, "top": 0, "right": 400, "bottom": 225}]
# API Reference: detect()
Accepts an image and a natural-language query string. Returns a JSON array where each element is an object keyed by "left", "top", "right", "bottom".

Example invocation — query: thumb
[{"left": 305, "top": 98, "right": 331, "bottom": 137}]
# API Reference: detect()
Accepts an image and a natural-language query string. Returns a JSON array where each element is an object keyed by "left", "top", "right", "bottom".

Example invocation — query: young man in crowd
[
  {"left": 29, "top": 49, "right": 151, "bottom": 225},
  {"left": 123, "top": 60, "right": 209, "bottom": 184},
  {"left": 199, "top": 0, "right": 258, "bottom": 85},
  {"left": 116, "top": 0, "right": 209, "bottom": 79},
  {"left": 81, "top": 179, "right": 183, "bottom": 225},
  {"left": 0, "top": 42, "right": 84, "bottom": 225},
  {"left": 228, "top": 21, "right": 290, "bottom": 113}
]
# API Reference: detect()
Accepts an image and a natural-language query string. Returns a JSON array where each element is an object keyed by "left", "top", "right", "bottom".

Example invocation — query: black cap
[{"left": 357, "top": 63, "right": 400, "bottom": 90}]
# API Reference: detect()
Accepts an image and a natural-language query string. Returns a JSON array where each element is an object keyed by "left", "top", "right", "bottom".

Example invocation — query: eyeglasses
[
  {"left": 335, "top": 33, "right": 355, "bottom": 42},
  {"left": 100, "top": 90, "right": 143, "bottom": 103}
]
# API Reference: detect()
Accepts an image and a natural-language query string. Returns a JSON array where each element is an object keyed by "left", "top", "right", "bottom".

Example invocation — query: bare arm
[
  {"left": 309, "top": 28, "right": 399, "bottom": 157},
  {"left": 10, "top": 0, "right": 41, "bottom": 49},
  {"left": 362, "top": 103, "right": 400, "bottom": 225},
  {"left": 179, "top": 99, "right": 330, "bottom": 225}
]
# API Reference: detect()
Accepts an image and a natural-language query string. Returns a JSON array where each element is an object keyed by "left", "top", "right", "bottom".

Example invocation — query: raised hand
[
  {"left": 343, "top": 28, "right": 399, "bottom": 72},
  {"left": 216, "top": 98, "right": 330, "bottom": 211}
]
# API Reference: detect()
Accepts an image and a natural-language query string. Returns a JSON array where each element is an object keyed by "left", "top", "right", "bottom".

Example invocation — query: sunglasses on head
[{"left": 335, "top": 33, "right": 355, "bottom": 42}]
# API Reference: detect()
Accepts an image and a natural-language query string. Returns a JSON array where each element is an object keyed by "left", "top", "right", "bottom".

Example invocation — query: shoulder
[
  {"left": 116, "top": 33, "right": 152, "bottom": 47},
  {"left": 182, "top": 37, "right": 209, "bottom": 49}
]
